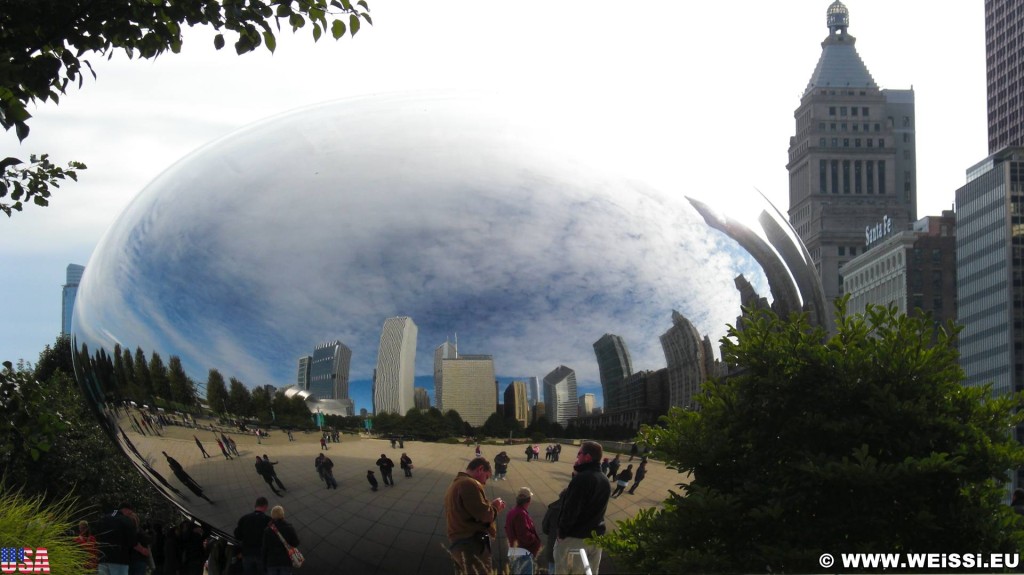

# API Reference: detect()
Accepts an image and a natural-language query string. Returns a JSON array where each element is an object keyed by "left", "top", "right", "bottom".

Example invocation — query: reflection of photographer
[{"left": 444, "top": 457, "right": 506, "bottom": 574}]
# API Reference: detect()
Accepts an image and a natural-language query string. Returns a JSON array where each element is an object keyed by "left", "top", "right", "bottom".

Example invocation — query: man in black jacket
[
  {"left": 555, "top": 441, "right": 611, "bottom": 575},
  {"left": 234, "top": 497, "right": 270, "bottom": 575}
]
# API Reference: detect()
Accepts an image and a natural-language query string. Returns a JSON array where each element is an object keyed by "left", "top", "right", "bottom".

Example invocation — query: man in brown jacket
[{"left": 445, "top": 457, "right": 507, "bottom": 574}]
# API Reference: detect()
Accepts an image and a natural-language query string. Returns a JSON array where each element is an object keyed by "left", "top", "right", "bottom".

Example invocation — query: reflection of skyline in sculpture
[
  {"left": 439, "top": 354, "right": 497, "bottom": 427},
  {"left": 593, "top": 334, "right": 634, "bottom": 413},
  {"left": 308, "top": 340, "right": 352, "bottom": 401},
  {"left": 660, "top": 310, "right": 719, "bottom": 410},
  {"left": 373, "top": 317, "right": 418, "bottom": 415},
  {"left": 543, "top": 365, "right": 578, "bottom": 426},
  {"left": 504, "top": 380, "right": 529, "bottom": 428},
  {"left": 433, "top": 339, "right": 457, "bottom": 412}
]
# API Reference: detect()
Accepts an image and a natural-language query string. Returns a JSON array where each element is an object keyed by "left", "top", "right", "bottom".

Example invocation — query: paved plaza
[{"left": 125, "top": 419, "right": 688, "bottom": 574}]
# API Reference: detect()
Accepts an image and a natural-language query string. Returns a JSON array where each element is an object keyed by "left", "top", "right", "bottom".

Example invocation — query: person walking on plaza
[
  {"left": 606, "top": 454, "right": 621, "bottom": 479},
  {"left": 555, "top": 441, "right": 611, "bottom": 575},
  {"left": 376, "top": 453, "right": 396, "bottom": 486},
  {"left": 262, "top": 505, "right": 299, "bottom": 575},
  {"left": 256, "top": 457, "right": 283, "bottom": 496},
  {"left": 234, "top": 496, "right": 270, "bottom": 575},
  {"left": 505, "top": 487, "right": 542, "bottom": 575},
  {"left": 367, "top": 469, "right": 379, "bottom": 491},
  {"left": 194, "top": 435, "right": 211, "bottom": 458},
  {"left": 400, "top": 453, "right": 414, "bottom": 477},
  {"left": 320, "top": 436, "right": 327, "bottom": 450},
  {"left": 215, "top": 436, "right": 233, "bottom": 460},
  {"left": 611, "top": 464, "right": 633, "bottom": 498},
  {"left": 524, "top": 444, "right": 533, "bottom": 462},
  {"left": 628, "top": 461, "right": 647, "bottom": 495},
  {"left": 262, "top": 455, "right": 287, "bottom": 491},
  {"left": 444, "top": 458, "right": 506, "bottom": 575},
  {"left": 317, "top": 454, "right": 338, "bottom": 490}
]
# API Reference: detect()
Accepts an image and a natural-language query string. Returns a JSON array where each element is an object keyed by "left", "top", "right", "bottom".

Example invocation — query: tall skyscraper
[
  {"left": 374, "top": 316, "right": 418, "bottom": 415},
  {"left": 787, "top": 1, "right": 917, "bottom": 306},
  {"left": 660, "top": 310, "right": 716, "bottom": 409},
  {"left": 297, "top": 355, "right": 312, "bottom": 391},
  {"left": 414, "top": 387, "right": 431, "bottom": 410},
  {"left": 578, "top": 393, "right": 596, "bottom": 417},
  {"left": 985, "top": 0, "right": 1024, "bottom": 153},
  {"left": 525, "top": 376, "right": 540, "bottom": 407},
  {"left": 61, "top": 264, "right": 85, "bottom": 336},
  {"left": 543, "top": 365, "right": 578, "bottom": 426},
  {"left": 504, "top": 380, "right": 529, "bottom": 429},
  {"left": 439, "top": 355, "right": 496, "bottom": 426},
  {"left": 308, "top": 341, "right": 352, "bottom": 400},
  {"left": 433, "top": 339, "right": 457, "bottom": 412},
  {"left": 592, "top": 333, "right": 633, "bottom": 414}
]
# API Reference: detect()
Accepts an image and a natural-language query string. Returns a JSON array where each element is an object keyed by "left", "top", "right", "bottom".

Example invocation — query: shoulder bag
[{"left": 269, "top": 522, "right": 304, "bottom": 568}]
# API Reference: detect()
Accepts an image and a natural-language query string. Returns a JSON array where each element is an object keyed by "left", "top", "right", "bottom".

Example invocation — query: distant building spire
[{"left": 827, "top": 0, "right": 849, "bottom": 35}]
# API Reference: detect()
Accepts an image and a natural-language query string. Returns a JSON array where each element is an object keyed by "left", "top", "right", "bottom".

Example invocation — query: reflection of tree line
[
  {"left": 204, "top": 368, "right": 311, "bottom": 426},
  {"left": 75, "top": 343, "right": 199, "bottom": 412},
  {"left": 74, "top": 344, "right": 311, "bottom": 426}
]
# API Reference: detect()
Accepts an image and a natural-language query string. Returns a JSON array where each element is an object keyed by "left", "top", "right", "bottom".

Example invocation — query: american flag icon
[{"left": 0, "top": 547, "right": 49, "bottom": 573}]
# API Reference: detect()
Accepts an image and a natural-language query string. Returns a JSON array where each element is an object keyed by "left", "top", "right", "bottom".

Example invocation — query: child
[
  {"left": 367, "top": 469, "right": 379, "bottom": 491},
  {"left": 601, "top": 457, "right": 610, "bottom": 476}
]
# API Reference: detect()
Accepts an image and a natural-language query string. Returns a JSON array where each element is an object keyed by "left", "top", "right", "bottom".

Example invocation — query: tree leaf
[
  {"left": 331, "top": 19, "right": 346, "bottom": 39},
  {"left": 263, "top": 31, "right": 277, "bottom": 53},
  {"left": 214, "top": 33, "right": 225, "bottom": 50},
  {"left": 349, "top": 13, "right": 360, "bottom": 35}
]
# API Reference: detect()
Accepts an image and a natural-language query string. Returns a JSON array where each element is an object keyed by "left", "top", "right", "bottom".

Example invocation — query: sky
[{"left": 0, "top": 1, "right": 989, "bottom": 411}]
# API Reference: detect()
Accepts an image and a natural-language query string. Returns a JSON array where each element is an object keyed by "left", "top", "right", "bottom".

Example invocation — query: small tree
[{"left": 597, "top": 303, "right": 1024, "bottom": 573}]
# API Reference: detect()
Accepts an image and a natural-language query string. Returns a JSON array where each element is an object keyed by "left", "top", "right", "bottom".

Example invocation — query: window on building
[
  {"left": 831, "top": 160, "right": 839, "bottom": 193},
  {"left": 903, "top": 133, "right": 909, "bottom": 142},
  {"left": 850, "top": 246, "right": 858, "bottom": 256},
  {"left": 903, "top": 116, "right": 911, "bottom": 127},
  {"left": 855, "top": 160, "right": 862, "bottom": 193},
  {"left": 878, "top": 138, "right": 884, "bottom": 147},
  {"left": 839, "top": 246, "right": 846, "bottom": 256},
  {"left": 843, "top": 160, "right": 851, "bottom": 193},
  {"left": 841, "top": 123, "right": 848, "bottom": 131},
  {"left": 840, "top": 107, "right": 848, "bottom": 116},
  {"left": 855, "top": 139, "right": 861, "bottom": 148},
  {"left": 862, "top": 107, "right": 869, "bottom": 116},
  {"left": 830, "top": 123, "right": 837, "bottom": 131},
  {"left": 879, "top": 161, "right": 886, "bottom": 194},
  {"left": 874, "top": 123, "right": 881, "bottom": 132},
  {"left": 866, "top": 161, "right": 874, "bottom": 193},
  {"left": 931, "top": 249, "right": 942, "bottom": 264},
  {"left": 832, "top": 138, "right": 839, "bottom": 147},
  {"left": 852, "top": 106, "right": 859, "bottom": 116},
  {"left": 819, "top": 122, "right": 826, "bottom": 131},
  {"left": 844, "top": 138, "right": 850, "bottom": 147},
  {"left": 820, "top": 137, "right": 827, "bottom": 148},
  {"left": 829, "top": 106, "right": 836, "bottom": 116},
  {"left": 820, "top": 160, "right": 827, "bottom": 193}
]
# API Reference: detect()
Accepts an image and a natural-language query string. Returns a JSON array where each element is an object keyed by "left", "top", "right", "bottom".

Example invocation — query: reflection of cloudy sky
[{"left": 75, "top": 95, "right": 783, "bottom": 405}]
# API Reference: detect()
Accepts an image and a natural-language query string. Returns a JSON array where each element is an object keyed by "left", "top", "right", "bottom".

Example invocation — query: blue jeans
[
  {"left": 266, "top": 567, "right": 293, "bottom": 575},
  {"left": 509, "top": 553, "right": 534, "bottom": 575},
  {"left": 241, "top": 553, "right": 263, "bottom": 575},
  {"left": 98, "top": 564, "right": 130, "bottom": 575}
]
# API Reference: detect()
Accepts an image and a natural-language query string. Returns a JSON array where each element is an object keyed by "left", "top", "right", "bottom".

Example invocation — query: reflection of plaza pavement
[{"left": 123, "top": 418, "right": 687, "bottom": 574}]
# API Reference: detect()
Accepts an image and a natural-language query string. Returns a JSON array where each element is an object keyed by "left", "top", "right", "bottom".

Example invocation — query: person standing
[
  {"left": 445, "top": 458, "right": 506, "bottom": 574},
  {"left": 524, "top": 444, "right": 533, "bottom": 462},
  {"left": 194, "top": 436, "right": 211, "bottom": 459},
  {"left": 74, "top": 520, "right": 99, "bottom": 572},
  {"left": 611, "top": 464, "right": 633, "bottom": 498},
  {"left": 234, "top": 496, "right": 270, "bottom": 575},
  {"left": 504, "top": 487, "right": 542, "bottom": 575},
  {"left": 376, "top": 453, "right": 396, "bottom": 487},
  {"left": 629, "top": 443, "right": 639, "bottom": 461},
  {"left": 367, "top": 470, "right": 379, "bottom": 491},
  {"left": 555, "top": 441, "right": 611, "bottom": 575},
  {"left": 494, "top": 451, "right": 510, "bottom": 481},
  {"left": 95, "top": 503, "right": 140, "bottom": 575},
  {"left": 540, "top": 490, "right": 564, "bottom": 575},
  {"left": 255, "top": 457, "right": 283, "bottom": 496},
  {"left": 628, "top": 461, "right": 647, "bottom": 495},
  {"left": 400, "top": 453, "right": 414, "bottom": 477},
  {"left": 261, "top": 506, "right": 299, "bottom": 575}
]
